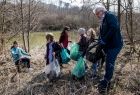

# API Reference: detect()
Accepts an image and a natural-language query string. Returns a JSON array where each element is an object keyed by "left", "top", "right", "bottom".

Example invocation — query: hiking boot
[
  {"left": 98, "top": 83, "right": 107, "bottom": 95},
  {"left": 107, "top": 82, "right": 111, "bottom": 93}
]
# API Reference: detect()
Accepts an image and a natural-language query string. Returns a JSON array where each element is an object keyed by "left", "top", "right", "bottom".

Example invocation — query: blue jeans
[
  {"left": 92, "top": 63, "right": 97, "bottom": 76},
  {"left": 100, "top": 47, "right": 122, "bottom": 88}
]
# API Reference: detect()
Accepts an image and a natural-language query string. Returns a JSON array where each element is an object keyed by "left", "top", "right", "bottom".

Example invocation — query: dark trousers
[
  {"left": 15, "top": 58, "right": 30, "bottom": 72},
  {"left": 100, "top": 47, "right": 122, "bottom": 88}
]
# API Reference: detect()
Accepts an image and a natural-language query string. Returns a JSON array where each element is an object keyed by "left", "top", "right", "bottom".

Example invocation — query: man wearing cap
[{"left": 94, "top": 4, "right": 123, "bottom": 94}]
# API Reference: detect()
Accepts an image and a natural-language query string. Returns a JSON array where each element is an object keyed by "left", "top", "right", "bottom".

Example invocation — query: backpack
[{"left": 52, "top": 42, "right": 61, "bottom": 52}]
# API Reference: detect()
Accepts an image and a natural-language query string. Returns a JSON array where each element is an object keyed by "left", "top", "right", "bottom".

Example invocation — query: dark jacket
[
  {"left": 86, "top": 41, "right": 105, "bottom": 64},
  {"left": 78, "top": 34, "right": 88, "bottom": 57},
  {"left": 45, "top": 42, "right": 61, "bottom": 65},
  {"left": 99, "top": 12, "right": 123, "bottom": 49}
]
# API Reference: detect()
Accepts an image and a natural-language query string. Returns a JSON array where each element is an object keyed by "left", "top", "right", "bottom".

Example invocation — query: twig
[
  {"left": 55, "top": 87, "right": 61, "bottom": 95},
  {"left": 73, "top": 86, "right": 87, "bottom": 95}
]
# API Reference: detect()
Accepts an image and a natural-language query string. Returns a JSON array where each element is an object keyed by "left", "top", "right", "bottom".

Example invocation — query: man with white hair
[{"left": 94, "top": 4, "right": 123, "bottom": 94}]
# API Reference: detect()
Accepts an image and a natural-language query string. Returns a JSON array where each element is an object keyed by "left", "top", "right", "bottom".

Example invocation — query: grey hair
[
  {"left": 78, "top": 28, "right": 86, "bottom": 35},
  {"left": 94, "top": 4, "right": 107, "bottom": 13}
]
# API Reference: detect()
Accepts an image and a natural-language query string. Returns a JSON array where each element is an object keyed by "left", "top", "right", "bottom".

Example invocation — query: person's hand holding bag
[
  {"left": 96, "top": 40, "right": 105, "bottom": 54},
  {"left": 93, "top": 40, "right": 105, "bottom": 63}
]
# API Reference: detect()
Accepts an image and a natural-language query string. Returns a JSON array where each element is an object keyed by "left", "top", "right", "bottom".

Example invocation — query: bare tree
[
  {"left": 118, "top": 0, "right": 121, "bottom": 23},
  {"left": 106, "top": 0, "right": 110, "bottom": 11},
  {"left": 20, "top": 0, "right": 27, "bottom": 51},
  {"left": 27, "top": 0, "right": 31, "bottom": 52},
  {"left": 0, "top": 0, "right": 7, "bottom": 56}
]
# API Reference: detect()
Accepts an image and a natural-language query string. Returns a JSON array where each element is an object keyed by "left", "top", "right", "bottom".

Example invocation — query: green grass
[
  {"left": 8, "top": 31, "right": 78, "bottom": 50},
  {"left": 29, "top": 32, "right": 46, "bottom": 49}
]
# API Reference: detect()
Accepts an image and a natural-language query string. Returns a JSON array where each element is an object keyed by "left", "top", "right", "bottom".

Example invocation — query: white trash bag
[
  {"left": 44, "top": 58, "right": 60, "bottom": 79},
  {"left": 44, "top": 64, "right": 51, "bottom": 75},
  {"left": 68, "top": 42, "right": 73, "bottom": 51}
]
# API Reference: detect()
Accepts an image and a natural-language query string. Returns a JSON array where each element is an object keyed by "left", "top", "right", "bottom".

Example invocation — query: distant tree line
[{"left": 39, "top": 4, "right": 99, "bottom": 31}]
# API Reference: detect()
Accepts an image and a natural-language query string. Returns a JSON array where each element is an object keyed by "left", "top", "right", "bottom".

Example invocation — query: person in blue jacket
[
  {"left": 11, "top": 41, "right": 32, "bottom": 73},
  {"left": 94, "top": 4, "right": 123, "bottom": 94}
]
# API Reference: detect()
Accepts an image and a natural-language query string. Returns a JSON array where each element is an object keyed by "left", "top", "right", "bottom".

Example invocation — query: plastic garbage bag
[
  {"left": 70, "top": 43, "right": 80, "bottom": 61},
  {"left": 44, "top": 64, "right": 51, "bottom": 75},
  {"left": 44, "top": 58, "right": 60, "bottom": 78},
  {"left": 60, "top": 49, "right": 70, "bottom": 64},
  {"left": 68, "top": 42, "right": 72, "bottom": 51},
  {"left": 71, "top": 57, "right": 86, "bottom": 78}
]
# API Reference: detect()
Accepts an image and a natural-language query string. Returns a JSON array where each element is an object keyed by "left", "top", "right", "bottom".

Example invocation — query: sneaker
[{"left": 29, "top": 68, "right": 33, "bottom": 71}]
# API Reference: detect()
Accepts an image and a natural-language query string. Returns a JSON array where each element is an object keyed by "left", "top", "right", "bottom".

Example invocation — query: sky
[
  {"left": 42, "top": 0, "right": 83, "bottom": 6},
  {"left": 42, "top": 0, "right": 139, "bottom": 12}
]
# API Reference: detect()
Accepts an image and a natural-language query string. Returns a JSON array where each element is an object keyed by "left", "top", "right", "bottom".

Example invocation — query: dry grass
[
  {"left": 0, "top": 45, "right": 139, "bottom": 95},
  {"left": 0, "top": 32, "right": 140, "bottom": 95}
]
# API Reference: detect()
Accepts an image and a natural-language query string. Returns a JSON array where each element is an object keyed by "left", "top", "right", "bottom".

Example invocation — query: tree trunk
[
  {"left": 1, "top": 0, "right": 6, "bottom": 56},
  {"left": 118, "top": 0, "right": 121, "bottom": 23},
  {"left": 27, "top": 0, "right": 31, "bottom": 52},
  {"left": 106, "top": 0, "right": 110, "bottom": 11},
  {"left": 129, "top": 0, "right": 135, "bottom": 53},
  {"left": 20, "top": 0, "right": 27, "bottom": 51},
  {"left": 129, "top": 0, "right": 134, "bottom": 44}
]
